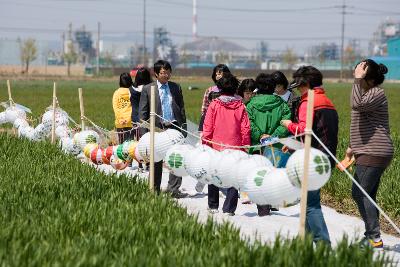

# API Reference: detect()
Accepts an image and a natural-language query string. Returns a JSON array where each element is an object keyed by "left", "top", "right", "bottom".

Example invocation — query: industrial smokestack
[{"left": 192, "top": 0, "right": 197, "bottom": 40}]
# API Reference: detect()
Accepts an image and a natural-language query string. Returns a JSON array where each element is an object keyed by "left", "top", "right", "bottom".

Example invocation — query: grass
[
  {"left": 0, "top": 133, "right": 389, "bottom": 266},
  {"left": 1, "top": 78, "right": 400, "bottom": 229}
]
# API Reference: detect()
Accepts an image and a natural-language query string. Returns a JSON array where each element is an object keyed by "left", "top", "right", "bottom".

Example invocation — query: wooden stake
[
  {"left": 51, "top": 82, "right": 57, "bottom": 144},
  {"left": 299, "top": 89, "right": 315, "bottom": 238},
  {"left": 149, "top": 85, "right": 155, "bottom": 192},
  {"left": 78, "top": 88, "right": 85, "bottom": 130},
  {"left": 7, "top": 80, "right": 13, "bottom": 104},
  {"left": 7, "top": 80, "right": 17, "bottom": 136}
]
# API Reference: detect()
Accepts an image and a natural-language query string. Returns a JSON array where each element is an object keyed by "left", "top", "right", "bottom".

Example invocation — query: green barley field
[
  {"left": 0, "top": 78, "right": 399, "bottom": 265},
  {"left": 0, "top": 133, "right": 387, "bottom": 266}
]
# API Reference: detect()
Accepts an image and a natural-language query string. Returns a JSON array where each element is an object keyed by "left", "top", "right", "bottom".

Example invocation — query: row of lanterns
[{"left": 1, "top": 105, "right": 332, "bottom": 206}]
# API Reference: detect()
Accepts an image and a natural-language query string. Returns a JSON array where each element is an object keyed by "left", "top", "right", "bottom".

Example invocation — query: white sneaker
[{"left": 208, "top": 208, "right": 219, "bottom": 214}]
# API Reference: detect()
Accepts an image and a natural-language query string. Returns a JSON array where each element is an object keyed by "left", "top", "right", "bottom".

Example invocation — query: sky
[{"left": 0, "top": 0, "right": 399, "bottom": 55}]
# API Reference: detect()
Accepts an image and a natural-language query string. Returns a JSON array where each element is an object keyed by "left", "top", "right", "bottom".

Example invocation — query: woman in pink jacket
[{"left": 202, "top": 73, "right": 251, "bottom": 216}]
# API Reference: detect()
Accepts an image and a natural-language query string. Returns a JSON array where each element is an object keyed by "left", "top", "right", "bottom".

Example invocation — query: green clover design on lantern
[
  {"left": 168, "top": 153, "right": 183, "bottom": 168},
  {"left": 314, "top": 155, "right": 330, "bottom": 175},
  {"left": 254, "top": 169, "right": 267, "bottom": 186}
]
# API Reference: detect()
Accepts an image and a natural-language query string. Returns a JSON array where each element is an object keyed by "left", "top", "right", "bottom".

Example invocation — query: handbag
[{"left": 263, "top": 145, "right": 291, "bottom": 168}]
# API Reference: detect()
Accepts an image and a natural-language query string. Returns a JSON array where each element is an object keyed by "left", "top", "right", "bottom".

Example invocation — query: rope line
[{"left": 312, "top": 132, "right": 400, "bottom": 236}]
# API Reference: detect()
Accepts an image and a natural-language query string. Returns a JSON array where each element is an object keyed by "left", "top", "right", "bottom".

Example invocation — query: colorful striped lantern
[
  {"left": 234, "top": 154, "right": 274, "bottom": 190},
  {"left": 102, "top": 146, "right": 115, "bottom": 165},
  {"left": 83, "top": 143, "right": 98, "bottom": 159},
  {"left": 122, "top": 140, "right": 133, "bottom": 161},
  {"left": 110, "top": 155, "right": 128, "bottom": 170},
  {"left": 128, "top": 141, "right": 139, "bottom": 162},
  {"left": 115, "top": 142, "right": 132, "bottom": 162},
  {"left": 90, "top": 147, "right": 104, "bottom": 165},
  {"left": 243, "top": 167, "right": 300, "bottom": 206},
  {"left": 285, "top": 148, "right": 332, "bottom": 191}
]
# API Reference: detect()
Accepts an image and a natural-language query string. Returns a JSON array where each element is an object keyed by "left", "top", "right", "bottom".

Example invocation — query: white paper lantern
[
  {"left": 134, "top": 145, "right": 144, "bottom": 163},
  {"left": 59, "top": 137, "right": 81, "bottom": 155},
  {"left": 0, "top": 112, "right": 7, "bottom": 124},
  {"left": 13, "top": 118, "right": 29, "bottom": 130},
  {"left": 5, "top": 107, "right": 26, "bottom": 123},
  {"left": 55, "top": 125, "right": 71, "bottom": 138},
  {"left": 42, "top": 109, "right": 69, "bottom": 127},
  {"left": 164, "top": 129, "right": 185, "bottom": 145},
  {"left": 210, "top": 149, "right": 248, "bottom": 188},
  {"left": 184, "top": 145, "right": 215, "bottom": 183},
  {"left": 137, "top": 132, "right": 151, "bottom": 162},
  {"left": 234, "top": 154, "right": 274, "bottom": 190},
  {"left": 74, "top": 130, "right": 99, "bottom": 149},
  {"left": 243, "top": 167, "right": 300, "bottom": 206},
  {"left": 286, "top": 148, "right": 331, "bottom": 191},
  {"left": 25, "top": 128, "right": 36, "bottom": 140},
  {"left": 33, "top": 123, "right": 50, "bottom": 141},
  {"left": 164, "top": 144, "right": 194, "bottom": 177},
  {"left": 18, "top": 126, "right": 35, "bottom": 139}
]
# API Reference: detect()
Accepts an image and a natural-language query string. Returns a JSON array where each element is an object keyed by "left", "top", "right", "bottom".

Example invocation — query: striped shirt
[{"left": 350, "top": 79, "right": 394, "bottom": 159}]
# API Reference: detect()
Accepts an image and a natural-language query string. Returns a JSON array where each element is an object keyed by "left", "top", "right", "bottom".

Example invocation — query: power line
[{"left": 153, "top": 0, "right": 337, "bottom": 13}]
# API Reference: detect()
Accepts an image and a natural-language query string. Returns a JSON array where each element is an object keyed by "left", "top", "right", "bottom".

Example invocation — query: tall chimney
[{"left": 192, "top": 0, "right": 197, "bottom": 40}]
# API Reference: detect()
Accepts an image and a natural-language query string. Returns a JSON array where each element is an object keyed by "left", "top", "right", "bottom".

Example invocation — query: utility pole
[
  {"left": 143, "top": 0, "right": 146, "bottom": 66},
  {"left": 97, "top": 22, "right": 100, "bottom": 75},
  {"left": 339, "top": 0, "right": 346, "bottom": 81},
  {"left": 193, "top": 0, "right": 198, "bottom": 40}
]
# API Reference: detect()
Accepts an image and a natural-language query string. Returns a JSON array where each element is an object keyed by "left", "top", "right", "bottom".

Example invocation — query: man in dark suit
[{"left": 139, "top": 60, "right": 188, "bottom": 198}]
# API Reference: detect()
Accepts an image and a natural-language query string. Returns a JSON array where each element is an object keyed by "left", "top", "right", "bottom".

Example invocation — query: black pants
[
  {"left": 147, "top": 123, "right": 186, "bottom": 193},
  {"left": 208, "top": 184, "right": 238, "bottom": 213},
  {"left": 352, "top": 165, "right": 386, "bottom": 239},
  {"left": 154, "top": 160, "right": 182, "bottom": 194}
]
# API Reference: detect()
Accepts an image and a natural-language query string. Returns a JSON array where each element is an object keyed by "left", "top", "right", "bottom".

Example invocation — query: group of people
[{"left": 112, "top": 58, "right": 393, "bottom": 249}]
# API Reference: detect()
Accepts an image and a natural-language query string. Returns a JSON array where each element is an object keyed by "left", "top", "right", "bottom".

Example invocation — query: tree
[
  {"left": 282, "top": 48, "right": 298, "bottom": 70},
  {"left": 63, "top": 42, "right": 78, "bottom": 76},
  {"left": 19, "top": 38, "right": 37, "bottom": 74}
]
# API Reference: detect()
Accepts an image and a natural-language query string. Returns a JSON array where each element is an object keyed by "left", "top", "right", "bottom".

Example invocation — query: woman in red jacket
[{"left": 202, "top": 73, "right": 251, "bottom": 216}]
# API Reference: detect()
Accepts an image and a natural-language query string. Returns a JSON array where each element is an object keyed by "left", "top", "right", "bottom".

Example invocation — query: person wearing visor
[
  {"left": 281, "top": 66, "right": 338, "bottom": 244},
  {"left": 271, "top": 71, "right": 300, "bottom": 121}
]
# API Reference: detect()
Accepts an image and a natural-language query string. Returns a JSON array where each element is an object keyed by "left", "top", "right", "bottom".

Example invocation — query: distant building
[
  {"left": 179, "top": 37, "right": 256, "bottom": 68},
  {"left": 369, "top": 19, "right": 400, "bottom": 56},
  {"left": 371, "top": 37, "right": 400, "bottom": 80},
  {"left": 309, "top": 42, "right": 339, "bottom": 62}
]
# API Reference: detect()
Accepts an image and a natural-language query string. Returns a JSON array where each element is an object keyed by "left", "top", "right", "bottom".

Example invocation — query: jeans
[
  {"left": 306, "top": 190, "right": 331, "bottom": 244},
  {"left": 352, "top": 165, "right": 385, "bottom": 239}
]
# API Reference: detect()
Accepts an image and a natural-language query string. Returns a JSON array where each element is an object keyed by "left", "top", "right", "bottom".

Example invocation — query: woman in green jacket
[
  {"left": 246, "top": 73, "right": 291, "bottom": 216},
  {"left": 246, "top": 73, "right": 291, "bottom": 150}
]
